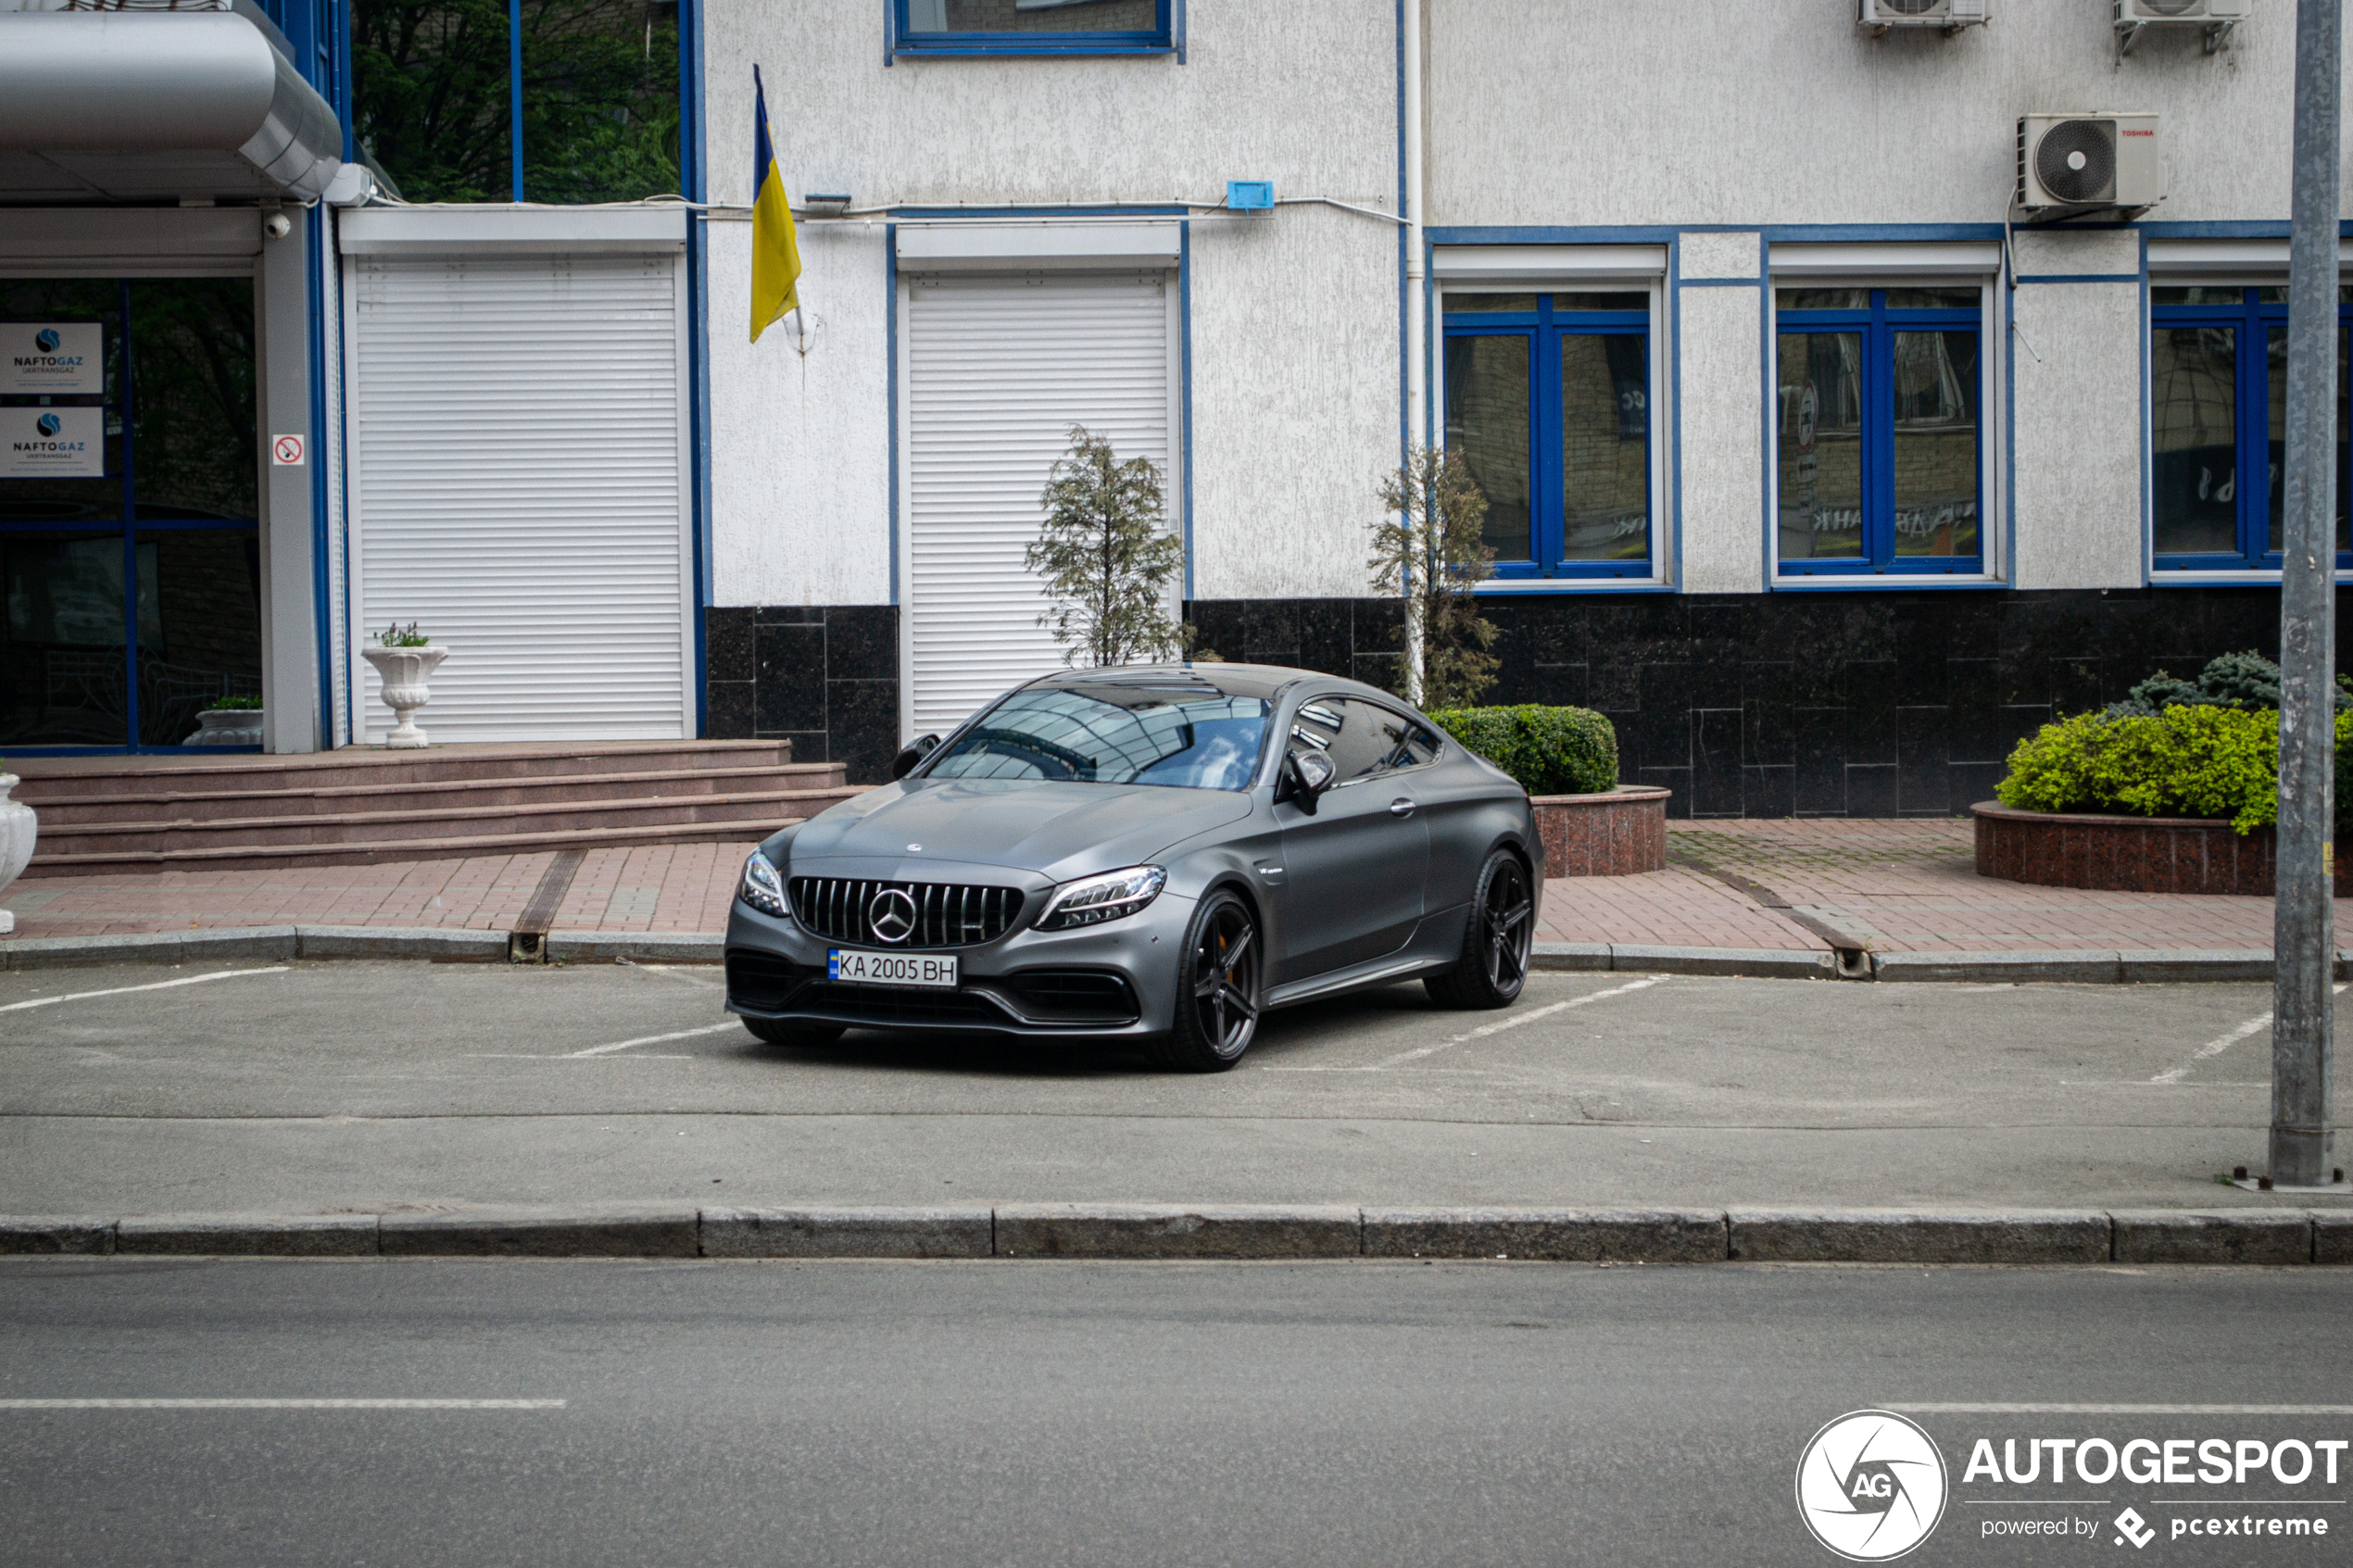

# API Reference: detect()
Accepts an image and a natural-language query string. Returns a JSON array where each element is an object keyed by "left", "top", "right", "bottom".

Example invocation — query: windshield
[{"left": 925, "top": 684, "right": 1271, "bottom": 791}]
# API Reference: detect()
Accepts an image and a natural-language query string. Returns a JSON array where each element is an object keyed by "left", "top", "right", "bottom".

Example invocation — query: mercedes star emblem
[{"left": 867, "top": 886, "right": 919, "bottom": 945}]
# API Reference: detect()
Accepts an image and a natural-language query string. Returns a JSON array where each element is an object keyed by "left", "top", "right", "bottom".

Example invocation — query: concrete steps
[{"left": 15, "top": 741, "right": 866, "bottom": 876}]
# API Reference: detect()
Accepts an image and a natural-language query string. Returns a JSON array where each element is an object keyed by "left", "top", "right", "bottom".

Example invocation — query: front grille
[
  {"left": 1000, "top": 970, "right": 1140, "bottom": 1026},
  {"left": 789, "top": 877, "right": 1026, "bottom": 948},
  {"left": 725, "top": 948, "right": 805, "bottom": 1012}
]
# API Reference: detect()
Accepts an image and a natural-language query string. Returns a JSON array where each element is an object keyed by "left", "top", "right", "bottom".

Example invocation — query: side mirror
[
  {"left": 891, "top": 734, "right": 941, "bottom": 781},
  {"left": 1281, "top": 748, "right": 1335, "bottom": 813}
]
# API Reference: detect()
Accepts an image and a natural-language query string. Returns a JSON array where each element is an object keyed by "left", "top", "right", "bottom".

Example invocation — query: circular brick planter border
[
  {"left": 1972, "top": 801, "right": 2350, "bottom": 897},
  {"left": 1531, "top": 786, "right": 1670, "bottom": 877}
]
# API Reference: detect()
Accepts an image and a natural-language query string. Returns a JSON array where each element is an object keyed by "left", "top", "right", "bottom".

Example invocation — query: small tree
[
  {"left": 1026, "top": 426, "right": 1187, "bottom": 667},
  {"left": 1371, "top": 445, "right": 1499, "bottom": 710}
]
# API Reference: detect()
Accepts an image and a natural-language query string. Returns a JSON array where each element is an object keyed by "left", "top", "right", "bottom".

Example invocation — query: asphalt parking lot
[{"left": 3, "top": 959, "right": 2345, "bottom": 1216}]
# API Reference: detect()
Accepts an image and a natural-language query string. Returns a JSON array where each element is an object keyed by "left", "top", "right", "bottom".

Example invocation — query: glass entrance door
[{"left": 1, "top": 279, "right": 261, "bottom": 751}]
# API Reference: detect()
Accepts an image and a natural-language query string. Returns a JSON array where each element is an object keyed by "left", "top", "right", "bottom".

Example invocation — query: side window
[
  {"left": 1327, "top": 700, "right": 1414, "bottom": 783},
  {"left": 1400, "top": 721, "right": 1443, "bottom": 768}
]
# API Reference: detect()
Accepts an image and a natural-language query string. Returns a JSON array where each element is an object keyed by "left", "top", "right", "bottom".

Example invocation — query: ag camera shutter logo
[{"left": 1796, "top": 1410, "right": 1948, "bottom": 1562}]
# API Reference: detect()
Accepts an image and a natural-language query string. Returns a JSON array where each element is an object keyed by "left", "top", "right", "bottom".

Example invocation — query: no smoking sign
[{"left": 271, "top": 433, "right": 306, "bottom": 467}]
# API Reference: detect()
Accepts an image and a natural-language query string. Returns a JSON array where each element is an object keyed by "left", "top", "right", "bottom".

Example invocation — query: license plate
[{"left": 827, "top": 949, "right": 958, "bottom": 988}]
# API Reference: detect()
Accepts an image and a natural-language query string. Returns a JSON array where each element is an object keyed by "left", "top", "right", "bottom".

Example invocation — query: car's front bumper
[{"left": 723, "top": 890, "right": 1198, "bottom": 1040}]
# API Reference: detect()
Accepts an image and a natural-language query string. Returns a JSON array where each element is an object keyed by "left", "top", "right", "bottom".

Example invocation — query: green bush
[
  {"left": 203, "top": 695, "right": 263, "bottom": 711},
  {"left": 1428, "top": 704, "right": 1618, "bottom": 797},
  {"left": 1994, "top": 705, "right": 2353, "bottom": 836}
]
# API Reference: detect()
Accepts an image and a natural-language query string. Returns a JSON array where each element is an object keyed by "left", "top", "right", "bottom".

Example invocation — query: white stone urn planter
[
  {"left": 0, "top": 772, "right": 34, "bottom": 935},
  {"left": 188, "top": 707, "right": 264, "bottom": 746},
  {"left": 361, "top": 645, "right": 449, "bottom": 749}
]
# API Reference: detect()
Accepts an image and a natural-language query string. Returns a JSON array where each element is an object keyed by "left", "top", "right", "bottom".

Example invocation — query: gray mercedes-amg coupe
[{"left": 723, "top": 663, "right": 1542, "bottom": 1071}]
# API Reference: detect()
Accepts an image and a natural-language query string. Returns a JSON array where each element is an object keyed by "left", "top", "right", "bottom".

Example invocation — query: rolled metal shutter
[
  {"left": 904, "top": 272, "right": 1173, "bottom": 738},
  {"left": 348, "top": 253, "right": 689, "bottom": 742}
]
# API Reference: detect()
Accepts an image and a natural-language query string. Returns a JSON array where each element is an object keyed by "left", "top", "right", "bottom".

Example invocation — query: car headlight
[
  {"left": 1036, "top": 865, "right": 1166, "bottom": 931},
  {"left": 737, "top": 850, "right": 789, "bottom": 919}
]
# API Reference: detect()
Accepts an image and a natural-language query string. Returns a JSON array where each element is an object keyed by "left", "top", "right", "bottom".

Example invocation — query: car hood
[{"left": 785, "top": 776, "right": 1255, "bottom": 880}]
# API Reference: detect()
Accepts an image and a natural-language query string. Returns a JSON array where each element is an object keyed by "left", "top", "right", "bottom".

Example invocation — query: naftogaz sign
[
  {"left": 3, "top": 406, "right": 104, "bottom": 476},
  {"left": 6, "top": 321, "right": 103, "bottom": 395},
  {"left": 1797, "top": 1411, "right": 1950, "bottom": 1561}
]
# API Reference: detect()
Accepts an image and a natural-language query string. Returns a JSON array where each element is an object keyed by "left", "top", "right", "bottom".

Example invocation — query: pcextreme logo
[{"left": 1797, "top": 1410, "right": 1950, "bottom": 1562}]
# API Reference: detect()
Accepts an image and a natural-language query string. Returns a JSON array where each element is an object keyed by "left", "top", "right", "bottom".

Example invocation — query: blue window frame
[
  {"left": 1774, "top": 287, "right": 1984, "bottom": 577},
  {"left": 893, "top": 0, "right": 1175, "bottom": 56},
  {"left": 1441, "top": 291, "right": 1655, "bottom": 581},
  {"left": 2150, "top": 285, "right": 2353, "bottom": 573}
]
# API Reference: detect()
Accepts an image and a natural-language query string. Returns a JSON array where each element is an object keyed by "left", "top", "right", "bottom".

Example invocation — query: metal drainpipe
[{"left": 1401, "top": 0, "right": 1426, "bottom": 703}]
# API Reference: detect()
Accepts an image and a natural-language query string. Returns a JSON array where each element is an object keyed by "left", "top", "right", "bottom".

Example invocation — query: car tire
[
  {"left": 1152, "top": 888, "right": 1263, "bottom": 1073},
  {"left": 1425, "top": 847, "right": 1533, "bottom": 1010},
  {"left": 741, "top": 1016, "right": 845, "bottom": 1048}
]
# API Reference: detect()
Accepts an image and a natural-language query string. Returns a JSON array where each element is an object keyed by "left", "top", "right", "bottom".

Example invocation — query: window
[
  {"left": 1290, "top": 698, "right": 1432, "bottom": 783},
  {"left": 926, "top": 684, "right": 1269, "bottom": 791},
  {"left": 1, "top": 280, "right": 262, "bottom": 749},
  {"left": 895, "top": 0, "right": 1174, "bottom": 56},
  {"left": 1442, "top": 291, "right": 1655, "bottom": 580},
  {"left": 2150, "top": 285, "right": 2353, "bottom": 571},
  {"left": 1774, "top": 287, "right": 1984, "bottom": 577},
  {"left": 351, "top": 0, "right": 682, "bottom": 203}
]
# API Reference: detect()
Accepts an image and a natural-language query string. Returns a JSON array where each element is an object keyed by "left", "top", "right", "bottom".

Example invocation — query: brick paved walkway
[{"left": 1, "top": 820, "right": 2330, "bottom": 954}]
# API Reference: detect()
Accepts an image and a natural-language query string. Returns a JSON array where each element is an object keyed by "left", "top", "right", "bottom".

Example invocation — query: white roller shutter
[
  {"left": 903, "top": 271, "right": 1176, "bottom": 739},
  {"left": 347, "top": 252, "right": 689, "bottom": 742}
]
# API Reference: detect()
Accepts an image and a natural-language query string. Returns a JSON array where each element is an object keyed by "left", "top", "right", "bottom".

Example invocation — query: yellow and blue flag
[{"left": 749, "top": 65, "right": 802, "bottom": 345}]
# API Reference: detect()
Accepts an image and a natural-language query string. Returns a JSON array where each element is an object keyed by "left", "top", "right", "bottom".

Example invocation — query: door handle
[{"left": 1389, "top": 798, "right": 1416, "bottom": 817}]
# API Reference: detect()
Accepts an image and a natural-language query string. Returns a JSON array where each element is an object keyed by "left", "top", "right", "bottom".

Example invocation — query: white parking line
[
  {"left": 1265, "top": 975, "right": 1667, "bottom": 1072},
  {"left": 563, "top": 1021, "right": 741, "bottom": 1058},
  {"left": 2150, "top": 983, "right": 2347, "bottom": 1084},
  {"left": 632, "top": 964, "right": 724, "bottom": 988},
  {"left": 0, "top": 967, "right": 289, "bottom": 1015},
  {"left": 0, "top": 1399, "right": 563, "bottom": 1410},
  {"left": 1372, "top": 975, "right": 1667, "bottom": 1069}
]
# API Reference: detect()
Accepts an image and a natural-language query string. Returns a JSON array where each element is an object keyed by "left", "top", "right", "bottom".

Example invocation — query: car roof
[{"left": 1022, "top": 662, "right": 1405, "bottom": 705}]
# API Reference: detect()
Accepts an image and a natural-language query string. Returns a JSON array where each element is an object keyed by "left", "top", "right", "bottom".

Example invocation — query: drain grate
[{"left": 509, "top": 848, "right": 585, "bottom": 963}]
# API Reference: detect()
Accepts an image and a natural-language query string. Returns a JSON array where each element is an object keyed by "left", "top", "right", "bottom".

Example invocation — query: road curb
[
  {"left": 701, "top": 1206, "right": 993, "bottom": 1259},
  {"left": 1362, "top": 1207, "right": 1725, "bottom": 1262},
  {"left": 0, "top": 930, "right": 2310, "bottom": 982},
  {"left": 1727, "top": 1209, "right": 2113, "bottom": 1265},
  {"left": 378, "top": 1206, "right": 701, "bottom": 1259},
  {"left": 992, "top": 1203, "right": 1364, "bottom": 1260},
  {"left": 5, "top": 1205, "right": 2342, "bottom": 1263},
  {"left": 2110, "top": 1209, "right": 2317, "bottom": 1265},
  {"left": 1873, "top": 950, "right": 2124, "bottom": 984},
  {"left": 0, "top": 926, "right": 718, "bottom": 969}
]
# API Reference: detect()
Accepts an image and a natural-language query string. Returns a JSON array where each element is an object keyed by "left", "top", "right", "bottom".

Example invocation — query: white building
[{"left": 6, "top": 0, "right": 2344, "bottom": 818}]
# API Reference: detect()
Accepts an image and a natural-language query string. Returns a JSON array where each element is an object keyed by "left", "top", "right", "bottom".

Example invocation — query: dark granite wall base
[
  {"left": 1186, "top": 588, "right": 2353, "bottom": 820},
  {"left": 703, "top": 604, "right": 899, "bottom": 784}
]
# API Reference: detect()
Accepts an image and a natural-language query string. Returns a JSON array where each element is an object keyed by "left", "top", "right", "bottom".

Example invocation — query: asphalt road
[
  {"left": 0, "top": 1257, "right": 2344, "bottom": 1567},
  {"left": 2, "top": 959, "right": 2348, "bottom": 1213}
]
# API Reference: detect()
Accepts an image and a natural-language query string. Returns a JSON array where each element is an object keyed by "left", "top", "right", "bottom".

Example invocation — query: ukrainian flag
[{"left": 749, "top": 65, "right": 802, "bottom": 344}]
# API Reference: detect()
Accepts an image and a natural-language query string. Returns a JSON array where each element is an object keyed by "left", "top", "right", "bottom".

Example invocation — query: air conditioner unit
[
  {"left": 2115, "top": 0, "right": 2245, "bottom": 55},
  {"left": 1858, "top": 0, "right": 1988, "bottom": 30},
  {"left": 2015, "top": 114, "right": 2165, "bottom": 215}
]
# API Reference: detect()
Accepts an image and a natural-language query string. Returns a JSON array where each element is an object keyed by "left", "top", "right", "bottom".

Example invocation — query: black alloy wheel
[
  {"left": 1427, "top": 848, "right": 1532, "bottom": 1010},
  {"left": 1155, "top": 890, "right": 1261, "bottom": 1072}
]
